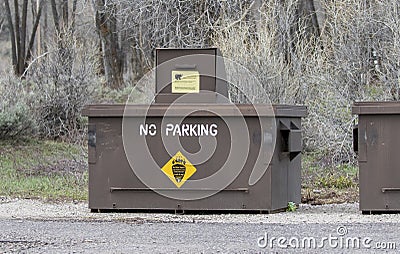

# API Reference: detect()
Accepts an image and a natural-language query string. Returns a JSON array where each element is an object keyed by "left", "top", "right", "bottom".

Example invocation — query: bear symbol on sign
[{"left": 175, "top": 74, "right": 183, "bottom": 80}]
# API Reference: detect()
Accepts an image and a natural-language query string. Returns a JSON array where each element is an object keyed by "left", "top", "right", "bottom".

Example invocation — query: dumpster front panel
[
  {"left": 358, "top": 114, "right": 400, "bottom": 212},
  {"left": 85, "top": 104, "right": 305, "bottom": 213}
]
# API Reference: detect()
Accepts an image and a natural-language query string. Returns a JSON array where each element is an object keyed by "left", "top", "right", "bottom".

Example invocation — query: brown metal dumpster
[
  {"left": 82, "top": 47, "right": 306, "bottom": 213},
  {"left": 353, "top": 101, "right": 400, "bottom": 214},
  {"left": 82, "top": 103, "right": 306, "bottom": 213}
]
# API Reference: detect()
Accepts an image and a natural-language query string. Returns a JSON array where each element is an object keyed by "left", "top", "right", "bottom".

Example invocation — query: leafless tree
[
  {"left": 4, "top": 0, "right": 43, "bottom": 76},
  {"left": 212, "top": 0, "right": 400, "bottom": 163},
  {"left": 27, "top": 29, "right": 99, "bottom": 140},
  {"left": 50, "top": 0, "right": 78, "bottom": 34},
  {"left": 92, "top": 0, "right": 124, "bottom": 88}
]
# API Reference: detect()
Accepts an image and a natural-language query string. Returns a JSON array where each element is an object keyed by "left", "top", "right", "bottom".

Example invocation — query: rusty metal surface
[
  {"left": 353, "top": 102, "right": 400, "bottom": 213},
  {"left": 83, "top": 104, "right": 306, "bottom": 213}
]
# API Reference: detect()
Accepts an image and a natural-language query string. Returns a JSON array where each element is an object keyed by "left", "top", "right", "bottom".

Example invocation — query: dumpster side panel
[
  {"left": 271, "top": 117, "right": 302, "bottom": 209},
  {"left": 271, "top": 119, "right": 287, "bottom": 210},
  {"left": 288, "top": 117, "right": 302, "bottom": 204},
  {"left": 88, "top": 117, "right": 125, "bottom": 209}
]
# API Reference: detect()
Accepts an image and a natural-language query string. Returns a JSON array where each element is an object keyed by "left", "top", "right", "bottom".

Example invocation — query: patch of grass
[
  {"left": 0, "top": 139, "right": 88, "bottom": 201},
  {"left": 316, "top": 174, "right": 355, "bottom": 189},
  {"left": 301, "top": 152, "right": 359, "bottom": 204}
]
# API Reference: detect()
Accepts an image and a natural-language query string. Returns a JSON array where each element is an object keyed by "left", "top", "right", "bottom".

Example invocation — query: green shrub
[
  {"left": 0, "top": 75, "right": 36, "bottom": 140},
  {"left": 0, "top": 104, "right": 35, "bottom": 140}
]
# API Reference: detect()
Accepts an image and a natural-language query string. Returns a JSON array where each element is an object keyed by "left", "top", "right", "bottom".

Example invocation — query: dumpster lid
[
  {"left": 82, "top": 104, "right": 307, "bottom": 118},
  {"left": 156, "top": 47, "right": 219, "bottom": 51},
  {"left": 352, "top": 101, "right": 400, "bottom": 115}
]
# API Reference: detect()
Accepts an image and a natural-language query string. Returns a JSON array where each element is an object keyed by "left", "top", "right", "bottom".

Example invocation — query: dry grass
[
  {"left": 301, "top": 152, "right": 359, "bottom": 205},
  {"left": 0, "top": 140, "right": 88, "bottom": 201}
]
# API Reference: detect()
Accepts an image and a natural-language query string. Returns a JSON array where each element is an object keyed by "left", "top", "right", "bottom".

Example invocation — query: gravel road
[{"left": 0, "top": 198, "right": 399, "bottom": 253}]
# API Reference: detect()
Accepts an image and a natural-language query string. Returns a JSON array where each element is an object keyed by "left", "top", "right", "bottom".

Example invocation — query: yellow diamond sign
[{"left": 161, "top": 151, "right": 197, "bottom": 188}]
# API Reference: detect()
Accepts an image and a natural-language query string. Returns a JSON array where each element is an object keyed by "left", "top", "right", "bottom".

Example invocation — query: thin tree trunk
[
  {"left": 20, "top": 0, "right": 28, "bottom": 75},
  {"left": 50, "top": 0, "right": 59, "bottom": 33},
  {"left": 296, "top": 0, "right": 321, "bottom": 39},
  {"left": 0, "top": 17, "right": 4, "bottom": 35},
  {"left": 36, "top": 0, "right": 41, "bottom": 57},
  {"left": 71, "top": 0, "right": 78, "bottom": 33},
  {"left": 26, "top": 0, "right": 43, "bottom": 66},
  {"left": 5, "top": 0, "right": 42, "bottom": 76},
  {"left": 95, "top": 0, "right": 123, "bottom": 88},
  {"left": 14, "top": 0, "right": 22, "bottom": 75},
  {"left": 4, "top": 0, "right": 17, "bottom": 71},
  {"left": 62, "top": 0, "right": 68, "bottom": 28},
  {"left": 313, "top": 0, "right": 326, "bottom": 35}
]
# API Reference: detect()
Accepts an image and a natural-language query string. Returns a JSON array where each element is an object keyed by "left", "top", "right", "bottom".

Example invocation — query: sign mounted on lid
[{"left": 171, "top": 70, "right": 200, "bottom": 93}]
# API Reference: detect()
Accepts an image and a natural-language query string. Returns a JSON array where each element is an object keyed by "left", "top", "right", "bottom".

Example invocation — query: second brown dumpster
[{"left": 353, "top": 101, "right": 400, "bottom": 213}]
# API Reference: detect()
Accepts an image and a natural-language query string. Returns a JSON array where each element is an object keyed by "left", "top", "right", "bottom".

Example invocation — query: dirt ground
[{"left": 301, "top": 186, "right": 359, "bottom": 205}]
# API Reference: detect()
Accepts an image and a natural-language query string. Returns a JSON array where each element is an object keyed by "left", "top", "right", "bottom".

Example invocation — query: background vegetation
[{"left": 0, "top": 0, "right": 399, "bottom": 201}]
